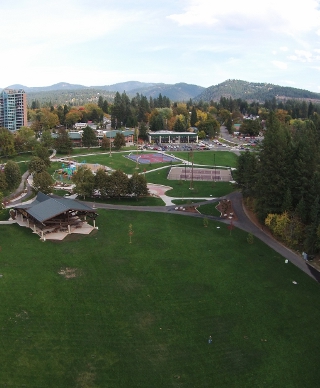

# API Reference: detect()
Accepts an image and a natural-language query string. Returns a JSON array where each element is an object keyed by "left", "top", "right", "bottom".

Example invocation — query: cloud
[
  {"left": 272, "top": 61, "right": 288, "bottom": 70},
  {"left": 168, "top": 0, "right": 320, "bottom": 35},
  {"left": 289, "top": 50, "right": 317, "bottom": 62},
  {"left": 0, "top": 0, "right": 138, "bottom": 50}
]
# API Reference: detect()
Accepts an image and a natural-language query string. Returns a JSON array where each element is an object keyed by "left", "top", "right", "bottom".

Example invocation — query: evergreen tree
[
  {"left": 82, "top": 126, "right": 97, "bottom": 148},
  {"left": 234, "top": 151, "right": 258, "bottom": 198},
  {"left": 139, "top": 122, "right": 148, "bottom": 141},
  {"left": 255, "top": 112, "right": 291, "bottom": 221},
  {"left": 173, "top": 117, "right": 185, "bottom": 132},
  {"left": 55, "top": 128, "right": 73, "bottom": 154},
  {"left": 190, "top": 106, "right": 198, "bottom": 127}
]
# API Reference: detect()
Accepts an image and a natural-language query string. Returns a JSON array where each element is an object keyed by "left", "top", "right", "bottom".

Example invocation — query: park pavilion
[{"left": 12, "top": 192, "right": 98, "bottom": 241}]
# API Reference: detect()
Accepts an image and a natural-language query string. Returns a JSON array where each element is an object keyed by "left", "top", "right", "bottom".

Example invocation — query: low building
[{"left": 148, "top": 131, "right": 198, "bottom": 144}]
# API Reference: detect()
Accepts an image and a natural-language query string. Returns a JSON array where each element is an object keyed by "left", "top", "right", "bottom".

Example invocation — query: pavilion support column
[
  {"left": 159, "top": 135, "right": 162, "bottom": 143},
  {"left": 178, "top": 136, "right": 181, "bottom": 143},
  {"left": 41, "top": 230, "right": 44, "bottom": 240},
  {"left": 33, "top": 224, "right": 36, "bottom": 232},
  {"left": 68, "top": 225, "right": 71, "bottom": 234},
  {"left": 188, "top": 135, "right": 190, "bottom": 143},
  {"left": 93, "top": 219, "right": 96, "bottom": 228},
  {"left": 27, "top": 218, "right": 29, "bottom": 227}
]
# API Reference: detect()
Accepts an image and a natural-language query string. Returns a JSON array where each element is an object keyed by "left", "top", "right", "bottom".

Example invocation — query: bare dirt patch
[{"left": 58, "top": 267, "right": 81, "bottom": 279}]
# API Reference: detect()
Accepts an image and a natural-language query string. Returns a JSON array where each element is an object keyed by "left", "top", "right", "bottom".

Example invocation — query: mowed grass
[
  {"left": 146, "top": 167, "right": 235, "bottom": 197},
  {"left": 68, "top": 152, "right": 180, "bottom": 175},
  {"left": 198, "top": 201, "right": 221, "bottom": 217},
  {"left": 172, "top": 150, "right": 238, "bottom": 168},
  {"left": 1, "top": 211, "right": 320, "bottom": 386}
]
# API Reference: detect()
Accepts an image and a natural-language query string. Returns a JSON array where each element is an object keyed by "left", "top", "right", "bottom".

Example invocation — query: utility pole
[{"left": 189, "top": 149, "right": 194, "bottom": 190}]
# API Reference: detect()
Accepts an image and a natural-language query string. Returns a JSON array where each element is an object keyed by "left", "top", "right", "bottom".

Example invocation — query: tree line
[
  {"left": 235, "top": 112, "right": 320, "bottom": 254},
  {"left": 71, "top": 167, "right": 149, "bottom": 200}
]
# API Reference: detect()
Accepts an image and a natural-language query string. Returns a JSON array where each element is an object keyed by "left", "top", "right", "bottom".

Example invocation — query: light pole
[{"left": 189, "top": 149, "right": 194, "bottom": 190}]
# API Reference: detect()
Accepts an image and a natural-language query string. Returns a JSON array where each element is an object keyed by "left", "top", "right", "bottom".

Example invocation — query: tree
[
  {"left": 197, "top": 119, "right": 220, "bottom": 139},
  {"left": 100, "top": 135, "right": 110, "bottom": 151},
  {"left": 72, "top": 166, "right": 95, "bottom": 199},
  {"left": 94, "top": 168, "right": 108, "bottom": 198},
  {"left": 29, "top": 157, "right": 47, "bottom": 174},
  {"left": 107, "top": 170, "right": 129, "bottom": 199},
  {"left": 225, "top": 115, "right": 233, "bottom": 134},
  {"left": 240, "top": 119, "right": 261, "bottom": 136},
  {"left": 173, "top": 117, "right": 185, "bottom": 132},
  {"left": 55, "top": 128, "right": 73, "bottom": 154},
  {"left": 113, "top": 132, "right": 126, "bottom": 150},
  {"left": 233, "top": 151, "right": 258, "bottom": 197},
  {"left": 190, "top": 106, "right": 198, "bottom": 127},
  {"left": 14, "top": 126, "right": 36, "bottom": 152},
  {"left": 33, "top": 144, "right": 51, "bottom": 167},
  {"left": 0, "top": 127, "right": 15, "bottom": 157},
  {"left": 82, "top": 126, "right": 97, "bottom": 148},
  {"left": 40, "top": 130, "right": 54, "bottom": 149},
  {"left": 255, "top": 112, "right": 291, "bottom": 221},
  {"left": 32, "top": 171, "right": 54, "bottom": 194},
  {"left": 65, "top": 109, "right": 83, "bottom": 127},
  {"left": 139, "top": 122, "right": 148, "bottom": 141},
  {"left": 0, "top": 172, "right": 7, "bottom": 192},
  {"left": 128, "top": 172, "right": 148, "bottom": 200},
  {"left": 4, "top": 161, "right": 21, "bottom": 190}
]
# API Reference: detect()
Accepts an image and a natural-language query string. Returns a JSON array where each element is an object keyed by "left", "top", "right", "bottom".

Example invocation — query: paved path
[
  {"left": 83, "top": 191, "right": 320, "bottom": 283},
  {"left": 5, "top": 152, "right": 319, "bottom": 282}
]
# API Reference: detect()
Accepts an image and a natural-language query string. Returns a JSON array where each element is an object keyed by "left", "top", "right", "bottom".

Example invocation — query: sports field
[{"left": 1, "top": 210, "right": 320, "bottom": 386}]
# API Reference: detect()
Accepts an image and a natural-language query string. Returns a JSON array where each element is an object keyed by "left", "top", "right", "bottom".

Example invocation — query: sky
[{"left": 1, "top": 0, "right": 320, "bottom": 92}]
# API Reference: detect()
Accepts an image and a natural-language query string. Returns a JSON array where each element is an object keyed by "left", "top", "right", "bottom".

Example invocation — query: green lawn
[
  {"left": 91, "top": 196, "right": 165, "bottom": 206},
  {"left": 198, "top": 201, "right": 221, "bottom": 217},
  {"left": 146, "top": 167, "right": 235, "bottom": 197},
  {"left": 67, "top": 152, "right": 179, "bottom": 175},
  {"left": 57, "top": 146, "right": 137, "bottom": 158},
  {"left": 172, "top": 150, "right": 238, "bottom": 168},
  {"left": 1, "top": 210, "right": 320, "bottom": 386}
]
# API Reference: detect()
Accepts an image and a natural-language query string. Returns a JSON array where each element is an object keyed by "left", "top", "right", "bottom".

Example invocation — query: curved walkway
[{"left": 4, "top": 152, "right": 319, "bottom": 282}]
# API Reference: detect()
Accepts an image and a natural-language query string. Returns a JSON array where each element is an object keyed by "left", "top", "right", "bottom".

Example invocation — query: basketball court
[
  {"left": 167, "top": 166, "right": 232, "bottom": 181},
  {"left": 126, "top": 153, "right": 178, "bottom": 164}
]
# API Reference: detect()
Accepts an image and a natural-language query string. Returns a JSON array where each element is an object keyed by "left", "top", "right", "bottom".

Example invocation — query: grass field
[
  {"left": 172, "top": 150, "right": 238, "bottom": 168},
  {"left": 198, "top": 202, "right": 221, "bottom": 217},
  {"left": 62, "top": 152, "right": 180, "bottom": 175},
  {"left": 146, "top": 167, "right": 235, "bottom": 197},
  {"left": 1, "top": 210, "right": 320, "bottom": 387}
]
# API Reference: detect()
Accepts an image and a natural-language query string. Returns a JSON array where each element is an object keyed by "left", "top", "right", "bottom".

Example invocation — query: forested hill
[
  {"left": 2, "top": 82, "right": 205, "bottom": 106},
  {"left": 129, "top": 82, "right": 205, "bottom": 101},
  {"left": 194, "top": 79, "right": 320, "bottom": 103}
]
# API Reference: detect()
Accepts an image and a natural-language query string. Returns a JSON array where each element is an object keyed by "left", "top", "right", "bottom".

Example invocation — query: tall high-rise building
[{"left": 0, "top": 89, "right": 27, "bottom": 131}]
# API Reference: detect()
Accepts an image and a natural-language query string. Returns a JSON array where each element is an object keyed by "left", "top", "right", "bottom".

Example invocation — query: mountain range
[{"left": 2, "top": 80, "right": 320, "bottom": 104}]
